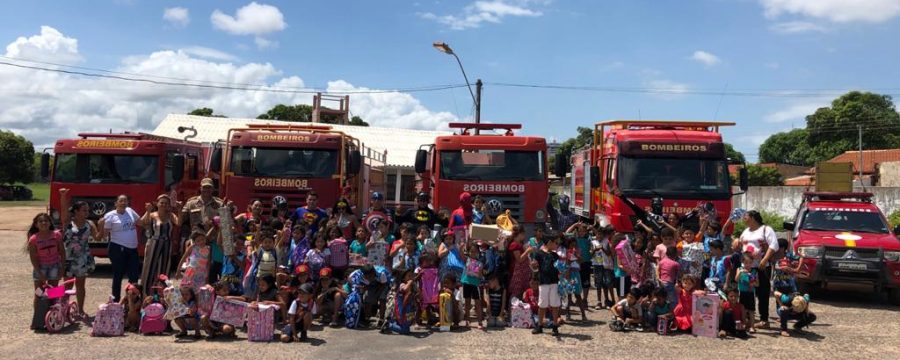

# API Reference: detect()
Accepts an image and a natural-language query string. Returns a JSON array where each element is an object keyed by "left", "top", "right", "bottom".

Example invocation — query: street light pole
[{"left": 433, "top": 41, "right": 481, "bottom": 134}]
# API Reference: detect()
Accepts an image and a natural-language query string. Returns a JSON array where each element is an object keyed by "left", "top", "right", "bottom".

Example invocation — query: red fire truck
[
  {"left": 213, "top": 124, "right": 386, "bottom": 215},
  {"left": 41, "top": 133, "right": 208, "bottom": 257},
  {"left": 415, "top": 123, "right": 549, "bottom": 231},
  {"left": 560, "top": 120, "right": 748, "bottom": 232}
]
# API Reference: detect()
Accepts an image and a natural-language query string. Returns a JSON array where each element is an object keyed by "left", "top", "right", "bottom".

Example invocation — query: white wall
[{"left": 733, "top": 186, "right": 900, "bottom": 217}]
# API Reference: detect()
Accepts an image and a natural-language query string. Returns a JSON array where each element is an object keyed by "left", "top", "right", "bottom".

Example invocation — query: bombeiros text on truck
[
  {"left": 557, "top": 120, "right": 749, "bottom": 232},
  {"left": 415, "top": 123, "right": 549, "bottom": 232}
]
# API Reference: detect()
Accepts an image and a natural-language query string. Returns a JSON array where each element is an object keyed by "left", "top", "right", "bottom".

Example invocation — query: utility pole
[
  {"left": 858, "top": 124, "right": 863, "bottom": 188},
  {"left": 475, "top": 79, "right": 482, "bottom": 135}
]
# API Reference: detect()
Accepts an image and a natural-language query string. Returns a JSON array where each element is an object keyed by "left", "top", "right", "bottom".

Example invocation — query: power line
[
  {"left": 485, "top": 81, "right": 900, "bottom": 98},
  {"left": 0, "top": 60, "right": 470, "bottom": 95}
]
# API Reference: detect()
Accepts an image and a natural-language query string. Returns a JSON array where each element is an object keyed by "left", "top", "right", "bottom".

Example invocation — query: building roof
[
  {"left": 825, "top": 149, "right": 900, "bottom": 174},
  {"left": 784, "top": 175, "right": 814, "bottom": 186},
  {"left": 152, "top": 114, "right": 452, "bottom": 168}
]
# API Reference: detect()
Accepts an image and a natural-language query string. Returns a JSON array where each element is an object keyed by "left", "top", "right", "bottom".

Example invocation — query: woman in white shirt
[
  {"left": 738, "top": 210, "right": 779, "bottom": 330},
  {"left": 98, "top": 195, "right": 141, "bottom": 302}
]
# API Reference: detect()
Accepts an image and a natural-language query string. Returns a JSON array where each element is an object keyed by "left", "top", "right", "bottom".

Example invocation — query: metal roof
[{"left": 151, "top": 114, "right": 451, "bottom": 168}]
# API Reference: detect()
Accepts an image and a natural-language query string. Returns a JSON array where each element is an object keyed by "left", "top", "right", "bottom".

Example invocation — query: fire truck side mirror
[
  {"left": 348, "top": 150, "right": 362, "bottom": 174},
  {"left": 40, "top": 153, "right": 51, "bottom": 179},
  {"left": 171, "top": 154, "right": 185, "bottom": 183},
  {"left": 415, "top": 149, "right": 428, "bottom": 174},
  {"left": 210, "top": 147, "right": 223, "bottom": 173},
  {"left": 783, "top": 221, "right": 795, "bottom": 231},
  {"left": 738, "top": 167, "right": 749, "bottom": 191},
  {"left": 553, "top": 153, "right": 567, "bottom": 178},
  {"left": 590, "top": 166, "right": 600, "bottom": 189}
]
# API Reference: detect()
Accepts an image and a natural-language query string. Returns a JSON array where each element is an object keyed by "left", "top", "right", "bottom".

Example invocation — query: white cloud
[
  {"left": 759, "top": 0, "right": 900, "bottom": 23},
  {"left": 690, "top": 50, "right": 721, "bottom": 66},
  {"left": 4, "top": 26, "right": 81, "bottom": 64},
  {"left": 419, "top": 0, "right": 544, "bottom": 30},
  {"left": 0, "top": 27, "right": 458, "bottom": 149},
  {"left": 163, "top": 7, "right": 190, "bottom": 27},
  {"left": 253, "top": 36, "right": 278, "bottom": 50},
  {"left": 769, "top": 21, "right": 827, "bottom": 33},
  {"left": 211, "top": 2, "right": 286, "bottom": 35},
  {"left": 178, "top": 46, "right": 238, "bottom": 62},
  {"left": 764, "top": 102, "right": 826, "bottom": 123}
]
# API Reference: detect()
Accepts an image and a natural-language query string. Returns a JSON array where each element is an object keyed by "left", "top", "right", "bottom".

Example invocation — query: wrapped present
[
  {"left": 210, "top": 297, "right": 249, "bottom": 327},
  {"left": 197, "top": 285, "right": 215, "bottom": 316},
  {"left": 247, "top": 304, "right": 279, "bottom": 342},
  {"left": 419, "top": 268, "right": 440, "bottom": 306},
  {"left": 615, "top": 239, "right": 639, "bottom": 275},
  {"left": 349, "top": 253, "right": 369, "bottom": 267},
  {"left": 91, "top": 297, "right": 124, "bottom": 337},
  {"left": 438, "top": 291, "right": 452, "bottom": 332},
  {"left": 219, "top": 205, "right": 235, "bottom": 256},
  {"left": 163, "top": 286, "right": 190, "bottom": 320},
  {"left": 510, "top": 298, "right": 533, "bottom": 329},
  {"left": 692, "top": 293, "right": 720, "bottom": 338}
]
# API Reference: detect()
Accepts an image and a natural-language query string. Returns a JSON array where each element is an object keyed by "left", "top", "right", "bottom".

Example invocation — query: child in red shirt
[
  {"left": 718, "top": 287, "right": 748, "bottom": 338},
  {"left": 522, "top": 277, "right": 540, "bottom": 317}
]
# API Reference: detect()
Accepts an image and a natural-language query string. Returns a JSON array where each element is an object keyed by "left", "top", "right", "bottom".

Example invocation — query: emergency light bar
[{"left": 802, "top": 192, "right": 874, "bottom": 203}]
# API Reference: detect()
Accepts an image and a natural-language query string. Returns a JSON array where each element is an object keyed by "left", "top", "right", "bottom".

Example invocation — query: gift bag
[
  {"left": 163, "top": 286, "right": 190, "bottom": 320},
  {"left": 615, "top": 239, "right": 639, "bottom": 275},
  {"left": 510, "top": 298, "right": 533, "bottom": 329},
  {"left": 692, "top": 293, "right": 720, "bottom": 338},
  {"left": 438, "top": 291, "right": 452, "bottom": 332},
  {"left": 419, "top": 268, "right": 440, "bottom": 306},
  {"left": 91, "top": 297, "right": 125, "bottom": 337},
  {"left": 247, "top": 304, "right": 279, "bottom": 342},
  {"left": 344, "top": 290, "right": 362, "bottom": 329},
  {"left": 197, "top": 285, "right": 215, "bottom": 316},
  {"left": 210, "top": 297, "right": 249, "bottom": 327}
]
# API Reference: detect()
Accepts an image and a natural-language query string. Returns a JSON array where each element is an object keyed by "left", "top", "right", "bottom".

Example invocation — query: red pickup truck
[{"left": 784, "top": 192, "right": 900, "bottom": 305}]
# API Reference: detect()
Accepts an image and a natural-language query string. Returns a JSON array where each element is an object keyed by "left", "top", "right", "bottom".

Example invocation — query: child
[
  {"left": 522, "top": 277, "right": 540, "bottom": 324},
  {"left": 173, "top": 286, "right": 201, "bottom": 339},
  {"left": 679, "top": 228, "right": 704, "bottom": 279},
  {"left": 611, "top": 288, "right": 643, "bottom": 331},
  {"left": 122, "top": 283, "right": 143, "bottom": 332},
  {"left": 221, "top": 236, "right": 246, "bottom": 296},
  {"left": 566, "top": 222, "right": 593, "bottom": 314},
  {"left": 419, "top": 225, "right": 439, "bottom": 254},
  {"left": 707, "top": 240, "right": 727, "bottom": 291},
  {"left": 558, "top": 236, "right": 587, "bottom": 322},
  {"left": 367, "top": 221, "right": 389, "bottom": 268},
  {"left": 327, "top": 226, "right": 349, "bottom": 280},
  {"left": 718, "top": 287, "right": 748, "bottom": 339},
  {"left": 485, "top": 274, "right": 507, "bottom": 328},
  {"left": 288, "top": 223, "right": 310, "bottom": 268},
  {"left": 532, "top": 234, "right": 561, "bottom": 336},
  {"left": 657, "top": 246, "right": 681, "bottom": 307},
  {"left": 773, "top": 238, "right": 803, "bottom": 294},
  {"left": 28, "top": 213, "right": 65, "bottom": 320},
  {"left": 394, "top": 235, "right": 421, "bottom": 273},
  {"left": 350, "top": 226, "right": 369, "bottom": 258},
  {"left": 654, "top": 228, "right": 676, "bottom": 264},
  {"left": 440, "top": 275, "right": 460, "bottom": 328},
  {"left": 305, "top": 232, "right": 331, "bottom": 282},
  {"left": 201, "top": 281, "right": 239, "bottom": 339},
  {"left": 735, "top": 252, "right": 759, "bottom": 332},
  {"left": 672, "top": 274, "right": 698, "bottom": 332},
  {"left": 385, "top": 269, "right": 417, "bottom": 334},
  {"left": 315, "top": 267, "right": 345, "bottom": 327},
  {"left": 178, "top": 230, "right": 211, "bottom": 291},
  {"left": 775, "top": 291, "right": 816, "bottom": 337},
  {"left": 246, "top": 229, "right": 278, "bottom": 298},
  {"left": 417, "top": 253, "right": 441, "bottom": 327},
  {"left": 646, "top": 287, "right": 673, "bottom": 333},
  {"left": 282, "top": 283, "right": 315, "bottom": 343},
  {"left": 461, "top": 243, "right": 486, "bottom": 330},
  {"left": 590, "top": 227, "right": 614, "bottom": 309}
]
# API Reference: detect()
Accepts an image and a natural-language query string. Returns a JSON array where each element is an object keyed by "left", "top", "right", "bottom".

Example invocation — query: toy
[
  {"left": 691, "top": 293, "right": 720, "bottom": 338},
  {"left": 42, "top": 278, "right": 79, "bottom": 333},
  {"left": 139, "top": 302, "right": 167, "bottom": 335}
]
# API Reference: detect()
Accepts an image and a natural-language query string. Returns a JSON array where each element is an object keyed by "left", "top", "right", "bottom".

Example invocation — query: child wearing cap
[
  {"left": 315, "top": 267, "right": 346, "bottom": 327},
  {"left": 282, "top": 283, "right": 316, "bottom": 343}
]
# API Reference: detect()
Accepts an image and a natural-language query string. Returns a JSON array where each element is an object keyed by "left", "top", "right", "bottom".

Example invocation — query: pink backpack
[
  {"left": 140, "top": 303, "right": 167, "bottom": 335},
  {"left": 91, "top": 297, "right": 124, "bottom": 337},
  {"left": 419, "top": 268, "right": 440, "bottom": 306}
]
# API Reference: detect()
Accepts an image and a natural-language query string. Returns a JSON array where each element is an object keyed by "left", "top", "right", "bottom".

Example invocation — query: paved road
[{"left": 1, "top": 207, "right": 898, "bottom": 359}]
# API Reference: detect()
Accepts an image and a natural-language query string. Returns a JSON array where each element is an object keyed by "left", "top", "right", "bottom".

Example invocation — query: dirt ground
[{"left": 1, "top": 206, "right": 898, "bottom": 359}]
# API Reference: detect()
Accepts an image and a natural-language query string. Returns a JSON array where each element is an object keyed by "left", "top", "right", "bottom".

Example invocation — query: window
[
  {"left": 188, "top": 154, "right": 199, "bottom": 180},
  {"left": 400, "top": 174, "right": 416, "bottom": 202},
  {"left": 439, "top": 150, "right": 545, "bottom": 181},
  {"left": 801, "top": 210, "right": 889, "bottom": 234},
  {"left": 229, "top": 147, "right": 338, "bottom": 178},
  {"left": 386, "top": 174, "right": 398, "bottom": 201},
  {"left": 53, "top": 153, "right": 159, "bottom": 184},
  {"left": 617, "top": 157, "right": 730, "bottom": 199}
]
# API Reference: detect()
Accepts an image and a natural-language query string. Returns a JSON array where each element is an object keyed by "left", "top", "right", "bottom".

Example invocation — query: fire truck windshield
[
  {"left": 439, "top": 150, "right": 544, "bottom": 181},
  {"left": 801, "top": 210, "right": 889, "bottom": 234},
  {"left": 230, "top": 147, "right": 337, "bottom": 178},
  {"left": 618, "top": 157, "right": 729, "bottom": 198},
  {"left": 54, "top": 153, "right": 159, "bottom": 184}
]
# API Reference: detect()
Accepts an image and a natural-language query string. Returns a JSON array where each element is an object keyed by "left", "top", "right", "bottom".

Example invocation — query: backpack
[
  {"left": 91, "top": 297, "right": 125, "bottom": 337},
  {"left": 139, "top": 303, "right": 166, "bottom": 335}
]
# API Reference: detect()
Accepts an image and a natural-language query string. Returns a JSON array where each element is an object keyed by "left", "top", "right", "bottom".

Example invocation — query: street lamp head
[{"left": 432, "top": 41, "right": 454, "bottom": 55}]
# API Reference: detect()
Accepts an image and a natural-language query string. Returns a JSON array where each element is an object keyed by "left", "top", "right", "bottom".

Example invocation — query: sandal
[
  {"left": 756, "top": 321, "right": 770, "bottom": 329},
  {"left": 175, "top": 332, "right": 188, "bottom": 339}
]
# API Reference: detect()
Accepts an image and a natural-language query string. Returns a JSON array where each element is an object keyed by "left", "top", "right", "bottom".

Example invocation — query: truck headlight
[
  {"left": 535, "top": 209, "right": 546, "bottom": 221},
  {"left": 884, "top": 251, "right": 900, "bottom": 262},
  {"left": 798, "top": 246, "right": 824, "bottom": 259}
]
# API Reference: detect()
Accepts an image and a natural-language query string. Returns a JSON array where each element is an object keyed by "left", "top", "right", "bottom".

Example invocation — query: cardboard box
[{"left": 469, "top": 224, "right": 500, "bottom": 243}]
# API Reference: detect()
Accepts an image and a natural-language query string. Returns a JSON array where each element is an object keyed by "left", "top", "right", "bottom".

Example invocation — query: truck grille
[
  {"left": 72, "top": 197, "right": 117, "bottom": 221},
  {"left": 824, "top": 247, "right": 881, "bottom": 261},
  {"left": 471, "top": 194, "right": 524, "bottom": 221}
]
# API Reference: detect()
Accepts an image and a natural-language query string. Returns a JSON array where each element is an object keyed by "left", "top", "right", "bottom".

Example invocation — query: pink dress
[
  {"left": 183, "top": 244, "right": 210, "bottom": 290},
  {"left": 673, "top": 288, "right": 693, "bottom": 330}
]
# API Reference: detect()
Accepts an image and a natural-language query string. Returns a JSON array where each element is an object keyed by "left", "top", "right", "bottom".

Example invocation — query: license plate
[{"left": 836, "top": 262, "right": 866, "bottom": 271}]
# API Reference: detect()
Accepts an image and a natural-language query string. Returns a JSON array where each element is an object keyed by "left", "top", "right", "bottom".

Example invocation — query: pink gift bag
[
  {"left": 247, "top": 304, "right": 279, "bottom": 342},
  {"left": 91, "top": 297, "right": 124, "bottom": 337},
  {"left": 197, "top": 285, "right": 215, "bottom": 316}
]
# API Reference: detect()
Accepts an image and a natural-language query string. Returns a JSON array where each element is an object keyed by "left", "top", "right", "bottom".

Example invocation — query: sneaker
[
  {"left": 531, "top": 326, "right": 543, "bottom": 334},
  {"left": 551, "top": 325, "right": 559, "bottom": 336}
]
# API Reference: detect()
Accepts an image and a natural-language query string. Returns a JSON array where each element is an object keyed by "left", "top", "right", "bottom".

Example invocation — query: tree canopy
[
  {"left": 257, "top": 104, "right": 369, "bottom": 126},
  {"left": 724, "top": 143, "right": 745, "bottom": 163},
  {"left": 0, "top": 131, "right": 35, "bottom": 184},
  {"left": 188, "top": 108, "right": 227, "bottom": 117},
  {"left": 759, "top": 91, "right": 900, "bottom": 166}
]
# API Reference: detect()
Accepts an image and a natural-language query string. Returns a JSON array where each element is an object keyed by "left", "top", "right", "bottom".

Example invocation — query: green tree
[
  {"left": 258, "top": 104, "right": 313, "bottom": 121},
  {"left": 0, "top": 131, "right": 35, "bottom": 184},
  {"left": 188, "top": 107, "right": 226, "bottom": 117},
  {"left": 759, "top": 129, "right": 813, "bottom": 165},
  {"left": 724, "top": 143, "right": 746, "bottom": 163},
  {"left": 745, "top": 164, "right": 783, "bottom": 186},
  {"left": 349, "top": 115, "right": 369, "bottom": 127},
  {"left": 552, "top": 126, "right": 594, "bottom": 169}
]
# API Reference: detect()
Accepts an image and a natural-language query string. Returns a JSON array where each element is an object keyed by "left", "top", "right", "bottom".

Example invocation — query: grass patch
[{"left": 0, "top": 183, "right": 48, "bottom": 207}]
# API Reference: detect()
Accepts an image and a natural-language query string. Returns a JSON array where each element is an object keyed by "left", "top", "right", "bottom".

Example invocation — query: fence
[{"left": 732, "top": 186, "right": 900, "bottom": 218}]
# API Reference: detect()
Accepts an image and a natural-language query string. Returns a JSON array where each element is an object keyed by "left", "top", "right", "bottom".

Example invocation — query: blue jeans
[
  {"left": 108, "top": 242, "right": 140, "bottom": 302},
  {"left": 663, "top": 282, "right": 677, "bottom": 308}
]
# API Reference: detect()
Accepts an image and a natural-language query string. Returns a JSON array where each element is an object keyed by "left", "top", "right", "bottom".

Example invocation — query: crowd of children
[{"left": 27, "top": 188, "right": 817, "bottom": 342}]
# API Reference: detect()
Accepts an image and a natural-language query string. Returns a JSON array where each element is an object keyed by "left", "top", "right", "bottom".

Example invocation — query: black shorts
[
  {"left": 463, "top": 284, "right": 482, "bottom": 300},
  {"left": 579, "top": 263, "right": 592, "bottom": 288},
  {"left": 592, "top": 266, "right": 614, "bottom": 289},
  {"left": 739, "top": 291, "right": 756, "bottom": 311}
]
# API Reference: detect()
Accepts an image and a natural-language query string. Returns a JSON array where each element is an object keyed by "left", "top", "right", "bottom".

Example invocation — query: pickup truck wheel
[{"left": 889, "top": 288, "right": 900, "bottom": 306}]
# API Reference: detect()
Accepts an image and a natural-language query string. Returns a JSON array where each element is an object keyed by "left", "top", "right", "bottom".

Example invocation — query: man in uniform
[{"left": 182, "top": 177, "right": 225, "bottom": 283}]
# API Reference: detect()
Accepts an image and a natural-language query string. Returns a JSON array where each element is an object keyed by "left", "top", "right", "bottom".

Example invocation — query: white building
[{"left": 152, "top": 114, "right": 451, "bottom": 206}]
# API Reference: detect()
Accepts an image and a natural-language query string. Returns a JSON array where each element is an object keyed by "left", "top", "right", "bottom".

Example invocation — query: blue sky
[{"left": 1, "top": 0, "right": 900, "bottom": 161}]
